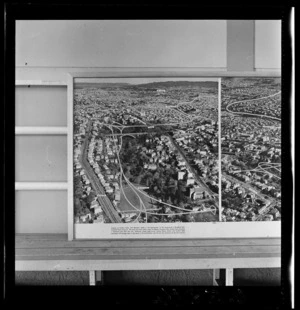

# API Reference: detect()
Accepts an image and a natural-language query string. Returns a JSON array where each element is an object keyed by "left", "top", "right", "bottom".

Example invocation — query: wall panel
[
  {"left": 227, "top": 20, "right": 254, "bottom": 71},
  {"left": 16, "top": 20, "right": 227, "bottom": 69},
  {"left": 15, "top": 191, "right": 67, "bottom": 233},
  {"left": 255, "top": 20, "right": 281, "bottom": 70},
  {"left": 15, "top": 136, "right": 67, "bottom": 182},
  {"left": 15, "top": 86, "right": 67, "bottom": 126}
]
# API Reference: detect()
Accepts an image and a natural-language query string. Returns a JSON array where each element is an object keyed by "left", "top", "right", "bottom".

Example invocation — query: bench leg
[
  {"left": 89, "top": 270, "right": 96, "bottom": 286},
  {"left": 225, "top": 268, "right": 234, "bottom": 286},
  {"left": 96, "top": 271, "right": 104, "bottom": 285},
  {"left": 212, "top": 269, "right": 220, "bottom": 286}
]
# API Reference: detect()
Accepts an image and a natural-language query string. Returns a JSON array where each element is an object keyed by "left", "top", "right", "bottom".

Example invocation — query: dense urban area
[
  {"left": 73, "top": 80, "right": 219, "bottom": 224},
  {"left": 221, "top": 78, "right": 281, "bottom": 222},
  {"left": 73, "top": 78, "right": 281, "bottom": 224}
]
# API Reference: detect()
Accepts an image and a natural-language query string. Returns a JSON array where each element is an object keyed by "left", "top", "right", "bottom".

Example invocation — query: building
[
  {"left": 80, "top": 213, "right": 91, "bottom": 222},
  {"left": 115, "top": 190, "right": 121, "bottom": 201},
  {"left": 178, "top": 171, "right": 185, "bottom": 180},
  {"left": 93, "top": 205, "right": 103, "bottom": 215},
  {"left": 94, "top": 215, "right": 104, "bottom": 223},
  {"left": 187, "top": 178, "right": 195, "bottom": 186}
]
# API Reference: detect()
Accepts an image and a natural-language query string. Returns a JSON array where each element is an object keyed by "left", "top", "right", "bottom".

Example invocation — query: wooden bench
[{"left": 15, "top": 234, "right": 281, "bottom": 286}]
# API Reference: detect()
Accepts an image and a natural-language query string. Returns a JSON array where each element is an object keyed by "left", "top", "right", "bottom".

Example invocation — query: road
[
  {"left": 222, "top": 173, "right": 279, "bottom": 220},
  {"left": 79, "top": 121, "right": 122, "bottom": 223},
  {"left": 167, "top": 135, "right": 219, "bottom": 205},
  {"left": 104, "top": 132, "right": 152, "bottom": 137},
  {"left": 225, "top": 92, "right": 281, "bottom": 121},
  {"left": 222, "top": 172, "right": 275, "bottom": 204},
  {"left": 253, "top": 201, "right": 278, "bottom": 221},
  {"left": 110, "top": 125, "right": 217, "bottom": 218}
]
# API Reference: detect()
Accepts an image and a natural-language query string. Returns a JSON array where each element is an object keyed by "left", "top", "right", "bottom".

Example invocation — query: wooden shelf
[
  {"left": 15, "top": 234, "right": 281, "bottom": 271},
  {"left": 15, "top": 127, "right": 67, "bottom": 135},
  {"left": 15, "top": 182, "right": 68, "bottom": 191}
]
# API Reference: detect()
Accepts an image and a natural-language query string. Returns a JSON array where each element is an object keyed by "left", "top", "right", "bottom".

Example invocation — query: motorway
[{"left": 79, "top": 120, "right": 122, "bottom": 223}]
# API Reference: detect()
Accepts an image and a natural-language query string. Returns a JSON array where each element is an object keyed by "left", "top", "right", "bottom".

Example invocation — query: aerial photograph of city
[
  {"left": 73, "top": 78, "right": 220, "bottom": 224},
  {"left": 221, "top": 77, "right": 281, "bottom": 222}
]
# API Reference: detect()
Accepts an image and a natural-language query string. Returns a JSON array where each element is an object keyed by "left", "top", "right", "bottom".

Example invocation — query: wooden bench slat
[
  {"left": 15, "top": 245, "right": 280, "bottom": 257},
  {"left": 15, "top": 234, "right": 281, "bottom": 248},
  {"left": 15, "top": 257, "right": 281, "bottom": 271},
  {"left": 15, "top": 234, "right": 67, "bottom": 241},
  {"left": 15, "top": 234, "right": 281, "bottom": 272},
  {"left": 16, "top": 252, "right": 280, "bottom": 261}
]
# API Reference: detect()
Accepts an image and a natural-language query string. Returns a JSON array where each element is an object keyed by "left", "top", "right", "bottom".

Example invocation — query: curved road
[
  {"left": 108, "top": 124, "right": 217, "bottom": 217},
  {"left": 225, "top": 91, "right": 281, "bottom": 121}
]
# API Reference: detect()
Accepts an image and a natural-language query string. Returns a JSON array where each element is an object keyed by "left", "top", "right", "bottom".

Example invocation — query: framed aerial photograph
[
  {"left": 68, "top": 72, "right": 281, "bottom": 240},
  {"left": 221, "top": 77, "right": 281, "bottom": 223}
]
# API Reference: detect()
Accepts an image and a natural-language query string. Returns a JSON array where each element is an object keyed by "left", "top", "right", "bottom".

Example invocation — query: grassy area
[{"left": 119, "top": 185, "right": 153, "bottom": 212}]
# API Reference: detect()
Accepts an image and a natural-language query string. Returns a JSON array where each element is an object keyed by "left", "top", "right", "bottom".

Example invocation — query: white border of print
[
  {"left": 68, "top": 72, "right": 281, "bottom": 241},
  {"left": 74, "top": 221, "right": 280, "bottom": 239}
]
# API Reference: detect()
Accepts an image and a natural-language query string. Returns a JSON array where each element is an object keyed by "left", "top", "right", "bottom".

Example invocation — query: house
[
  {"left": 148, "top": 164, "right": 157, "bottom": 171},
  {"left": 94, "top": 215, "right": 104, "bottom": 223},
  {"left": 187, "top": 172, "right": 193, "bottom": 179},
  {"left": 258, "top": 204, "right": 269, "bottom": 215},
  {"left": 86, "top": 186, "right": 92, "bottom": 192},
  {"left": 264, "top": 214, "right": 274, "bottom": 221},
  {"left": 122, "top": 212, "right": 137, "bottom": 222},
  {"left": 90, "top": 200, "right": 99, "bottom": 208},
  {"left": 93, "top": 205, "right": 103, "bottom": 215},
  {"left": 106, "top": 187, "right": 113, "bottom": 194},
  {"left": 115, "top": 191, "right": 121, "bottom": 201},
  {"left": 75, "top": 164, "right": 82, "bottom": 170},
  {"left": 187, "top": 178, "right": 195, "bottom": 186},
  {"left": 80, "top": 213, "right": 91, "bottom": 222},
  {"left": 178, "top": 160, "right": 186, "bottom": 167},
  {"left": 190, "top": 190, "right": 201, "bottom": 200},
  {"left": 178, "top": 171, "right": 185, "bottom": 180}
]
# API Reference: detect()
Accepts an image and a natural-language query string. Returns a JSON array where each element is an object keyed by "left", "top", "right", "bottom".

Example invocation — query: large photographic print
[
  {"left": 221, "top": 77, "right": 281, "bottom": 222},
  {"left": 73, "top": 77, "right": 220, "bottom": 235}
]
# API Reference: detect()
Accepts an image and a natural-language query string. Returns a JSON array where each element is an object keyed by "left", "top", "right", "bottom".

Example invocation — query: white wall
[
  {"left": 227, "top": 20, "right": 255, "bottom": 71},
  {"left": 16, "top": 20, "right": 227, "bottom": 69},
  {"left": 255, "top": 20, "right": 281, "bottom": 70},
  {"left": 15, "top": 20, "right": 281, "bottom": 233}
]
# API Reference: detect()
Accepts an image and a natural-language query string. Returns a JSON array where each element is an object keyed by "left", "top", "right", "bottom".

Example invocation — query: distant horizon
[{"left": 74, "top": 77, "right": 219, "bottom": 88}]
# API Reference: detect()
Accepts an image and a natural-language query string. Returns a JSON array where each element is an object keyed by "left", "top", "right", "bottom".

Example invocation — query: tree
[
  {"left": 87, "top": 191, "right": 96, "bottom": 204},
  {"left": 75, "top": 198, "right": 82, "bottom": 214},
  {"left": 74, "top": 175, "right": 81, "bottom": 186},
  {"left": 81, "top": 199, "right": 87, "bottom": 210},
  {"left": 75, "top": 185, "right": 83, "bottom": 198}
]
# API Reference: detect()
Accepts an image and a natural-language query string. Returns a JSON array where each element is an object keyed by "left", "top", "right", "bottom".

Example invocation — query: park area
[{"left": 118, "top": 184, "right": 153, "bottom": 212}]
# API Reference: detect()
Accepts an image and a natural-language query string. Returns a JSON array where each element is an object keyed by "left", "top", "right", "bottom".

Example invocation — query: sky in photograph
[{"left": 74, "top": 77, "right": 219, "bottom": 87}]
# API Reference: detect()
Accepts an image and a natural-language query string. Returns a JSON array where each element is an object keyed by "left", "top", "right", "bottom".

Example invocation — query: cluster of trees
[
  {"left": 146, "top": 211, "right": 195, "bottom": 223},
  {"left": 146, "top": 199, "right": 218, "bottom": 223},
  {"left": 119, "top": 134, "right": 220, "bottom": 220},
  {"left": 74, "top": 175, "right": 97, "bottom": 218}
]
